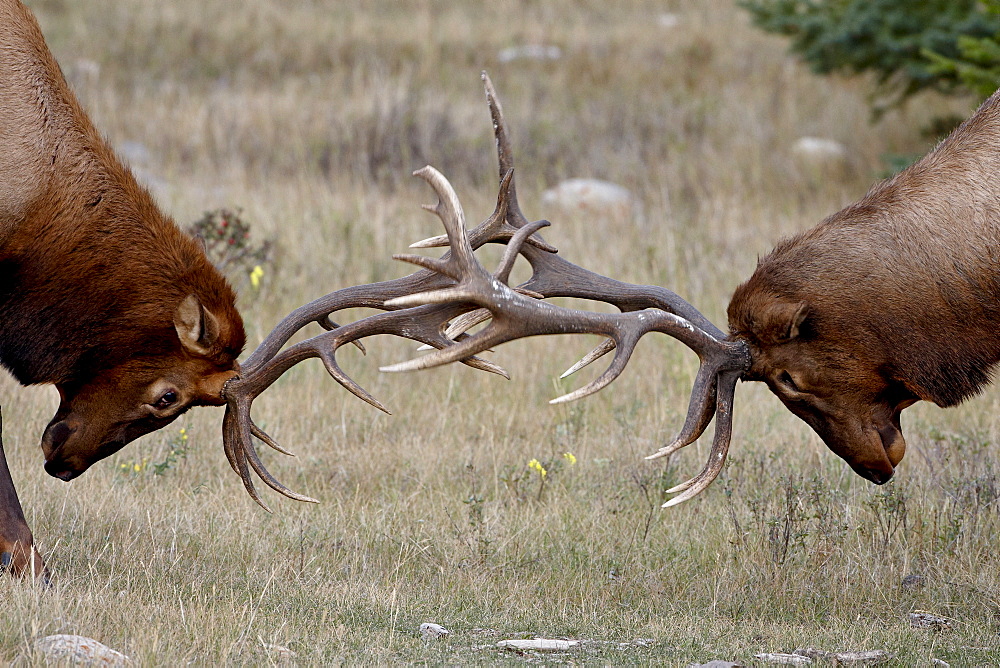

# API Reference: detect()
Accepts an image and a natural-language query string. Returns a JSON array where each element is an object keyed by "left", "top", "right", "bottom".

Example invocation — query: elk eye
[
  {"left": 778, "top": 371, "right": 800, "bottom": 393},
  {"left": 154, "top": 390, "right": 178, "bottom": 410},
  {"left": 778, "top": 371, "right": 802, "bottom": 392}
]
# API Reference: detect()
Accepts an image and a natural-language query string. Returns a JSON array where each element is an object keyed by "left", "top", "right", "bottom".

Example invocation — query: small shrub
[
  {"left": 117, "top": 426, "right": 191, "bottom": 478},
  {"left": 740, "top": 0, "right": 1000, "bottom": 112},
  {"left": 925, "top": 0, "right": 1000, "bottom": 99},
  {"left": 187, "top": 208, "right": 273, "bottom": 293}
]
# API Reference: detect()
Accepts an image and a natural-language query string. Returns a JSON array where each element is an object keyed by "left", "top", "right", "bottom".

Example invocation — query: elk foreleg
[{"left": 0, "top": 409, "right": 47, "bottom": 581}]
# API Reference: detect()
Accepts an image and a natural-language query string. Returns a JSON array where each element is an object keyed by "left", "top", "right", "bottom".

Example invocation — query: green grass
[{"left": 2, "top": 0, "right": 999, "bottom": 664}]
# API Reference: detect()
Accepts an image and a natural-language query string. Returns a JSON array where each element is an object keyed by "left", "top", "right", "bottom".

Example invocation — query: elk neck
[{"left": 0, "top": 0, "right": 244, "bottom": 386}]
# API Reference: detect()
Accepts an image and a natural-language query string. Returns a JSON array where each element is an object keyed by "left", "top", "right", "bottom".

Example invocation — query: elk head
[
  {"left": 41, "top": 295, "right": 244, "bottom": 481},
  {"left": 726, "top": 281, "right": 917, "bottom": 485}
]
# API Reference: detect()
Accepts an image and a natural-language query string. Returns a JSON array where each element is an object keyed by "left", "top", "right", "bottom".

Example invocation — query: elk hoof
[{"left": 0, "top": 552, "right": 11, "bottom": 571}]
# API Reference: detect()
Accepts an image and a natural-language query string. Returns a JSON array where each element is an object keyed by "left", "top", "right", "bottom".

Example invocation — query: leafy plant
[
  {"left": 117, "top": 426, "right": 191, "bottom": 478},
  {"left": 740, "top": 0, "right": 1000, "bottom": 111},
  {"left": 925, "top": 0, "right": 1000, "bottom": 99},
  {"left": 187, "top": 208, "right": 273, "bottom": 293}
]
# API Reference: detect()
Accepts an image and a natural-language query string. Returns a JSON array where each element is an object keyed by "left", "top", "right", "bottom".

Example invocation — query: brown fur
[
  {"left": 728, "top": 88, "right": 1000, "bottom": 485},
  {"left": 0, "top": 0, "right": 245, "bottom": 577}
]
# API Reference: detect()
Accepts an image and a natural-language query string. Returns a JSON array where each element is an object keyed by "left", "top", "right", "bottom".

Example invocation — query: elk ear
[
  {"left": 191, "top": 233, "right": 208, "bottom": 254},
  {"left": 174, "top": 294, "right": 221, "bottom": 355},
  {"left": 758, "top": 299, "right": 811, "bottom": 343},
  {"left": 785, "top": 301, "right": 810, "bottom": 340}
]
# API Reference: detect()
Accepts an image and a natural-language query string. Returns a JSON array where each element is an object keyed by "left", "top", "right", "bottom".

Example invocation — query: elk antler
[
  {"left": 381, "top": 73, "right": 752, "bottom": 506},
  {"left": 219, "top": 161, "right": 551, "bottom": 510}
]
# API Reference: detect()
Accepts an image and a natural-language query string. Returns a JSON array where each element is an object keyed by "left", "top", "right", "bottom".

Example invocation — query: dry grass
[{"left": 2, "top": 0, "right": 999, "bottom": 664}]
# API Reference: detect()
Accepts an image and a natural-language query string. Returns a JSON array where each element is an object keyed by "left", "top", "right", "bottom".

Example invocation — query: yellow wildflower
[
  {"left": 249, "top": 265, "right": 264, "bottom": 289},
  {"left": 563, "top": 452, "right": 577, "bottom": 466},
  {"left": 528, "top": 458, "right": 547, "bottom": 479}
]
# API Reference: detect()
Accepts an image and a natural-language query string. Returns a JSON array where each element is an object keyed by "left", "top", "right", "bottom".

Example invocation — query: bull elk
[
  {"left": 0, "top": 0, "right": 249, "bottom": 578},
  {"left": 0, "top": 0, "right": 530, "bottom": 580}
]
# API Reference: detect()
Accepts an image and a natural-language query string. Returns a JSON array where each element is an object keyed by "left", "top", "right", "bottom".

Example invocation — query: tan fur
[
  {"left": 728, "top": 88, "right": 1000, "bottom": 486},
  {"left": 0, "top": 0, "right": 245, "bottom": 578}
]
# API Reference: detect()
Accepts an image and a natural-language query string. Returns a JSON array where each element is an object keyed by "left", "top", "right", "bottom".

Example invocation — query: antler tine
[
  {"left": 222, "top": 411, "right": 267, "bottom": 510},
  {"left": 483, "top": 72, "right": 525, "bottom": 224},
  {"left": 560, "top": 339, "right": 616, "bottom": 378},
  {"left": 390, "top": 166, "right": 481, "bottom": 286},
  {"left": 548, "top": 331, "right": 641, "bottom": 404},
  {"left": 444, "top": 308, "right": 492, "bottom": 340},
  {"left": 661, "top": 369, "right": 741, "bottom": 507},
  {"left": 409, "top": 166, "right": 557, "bottom": 253},
  {"left": 249, "top": 421, "right": 294, "bottom": 457},
  {"left": 317, "top": 348, "right": 391, "bottom": 414},
  {"left": 645, "top": 362, "right": 720, "bottom": 461}
]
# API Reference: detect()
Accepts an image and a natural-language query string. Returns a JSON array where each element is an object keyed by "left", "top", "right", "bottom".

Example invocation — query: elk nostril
[
  {"left": 45, "top": 421, "right": 73, "bottom": 449},
  {"left": 43, "top": 459, "right": 79, "bottom": 481},
  {"left": 869, "top": 467, "right": 894, "bottom": 485}
]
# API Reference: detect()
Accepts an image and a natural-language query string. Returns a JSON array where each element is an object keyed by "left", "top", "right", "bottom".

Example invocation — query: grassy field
[{"left": 2, "top": 0, "right": 1000, "bottom": 664}]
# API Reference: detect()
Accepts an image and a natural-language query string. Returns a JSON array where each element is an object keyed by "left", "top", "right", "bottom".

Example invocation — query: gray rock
[
  {"left": 907, "top": 610, "right": 952, "bottom": 630},
  {"left": 419, "top": 622, "right": 450, "bottom": 639},
  {"left": 541, "top": 178, "right": 634, "bottom": 216},
  {"left": 498, "top": 45, "right": 562, "bottom": 63},
  {"left": 35, "top": 635, "right": 130, "bottom": 666},
  {"left": 658, "top": 13, "right": 680, "bottom": 28},
  {"left": 791, "top": 137, "right": 848, "bottom": 168},
  {"left": 497, "top": 638, "right": 579, "bottom": 652},
  {"left": 755, "top": 653, "right": 811, "bottom": 665},
  {"left": 795, "top": 648, "right": 891, "bottom": 664}
]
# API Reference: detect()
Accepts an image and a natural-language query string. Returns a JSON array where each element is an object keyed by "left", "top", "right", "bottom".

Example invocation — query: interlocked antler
[
  {"left": 219, "top": 159, "right": 552, "bottom": 511},
  {"left": 382, "top": 73, "right": 752, "bottom": 506}
]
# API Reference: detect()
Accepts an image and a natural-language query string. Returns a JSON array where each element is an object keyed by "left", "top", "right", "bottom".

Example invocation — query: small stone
[
  {"left": 931, "top": 659, "right": 950, "bottom": 667},
  {"left": 907, "top": 610, "right": 952, "bottom": 630},
  {"left": 497, "top": 638, "right": 579, "bottom": 652},
  {"left": 658, "top": 13, "right": 680, "bottom": 28},
  {"left": 497, "top": 45, "right": 562, "bottom": 63},
  {"left": 791, "top": 137, "right": 847, "bottom": 163},
  {"left": 35, "top": 635, "right": 130, "bottom": 666},
  {"left": 833, "top": 651, "right": 892, "bottom": 664},
  {"left": 689, "top": 661, "right": 745, "bottom": 668},
  {"left": 419, "top": 622, "right": 450, "bottom": 639},
  {"left": 541, "top": 178, "right": 634, "bottom": 217},
  {"left": 794, "top": 648, "right": 891, "bottom": 664},
  {"left": 754, "top": 653, "right": 811, "bottom": 665},
  {"left": 901, "top": 574, "right": 925, "bottom": 590},
  {"left": 793, "top": 649, "right": 834, "bottom": 660}
]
